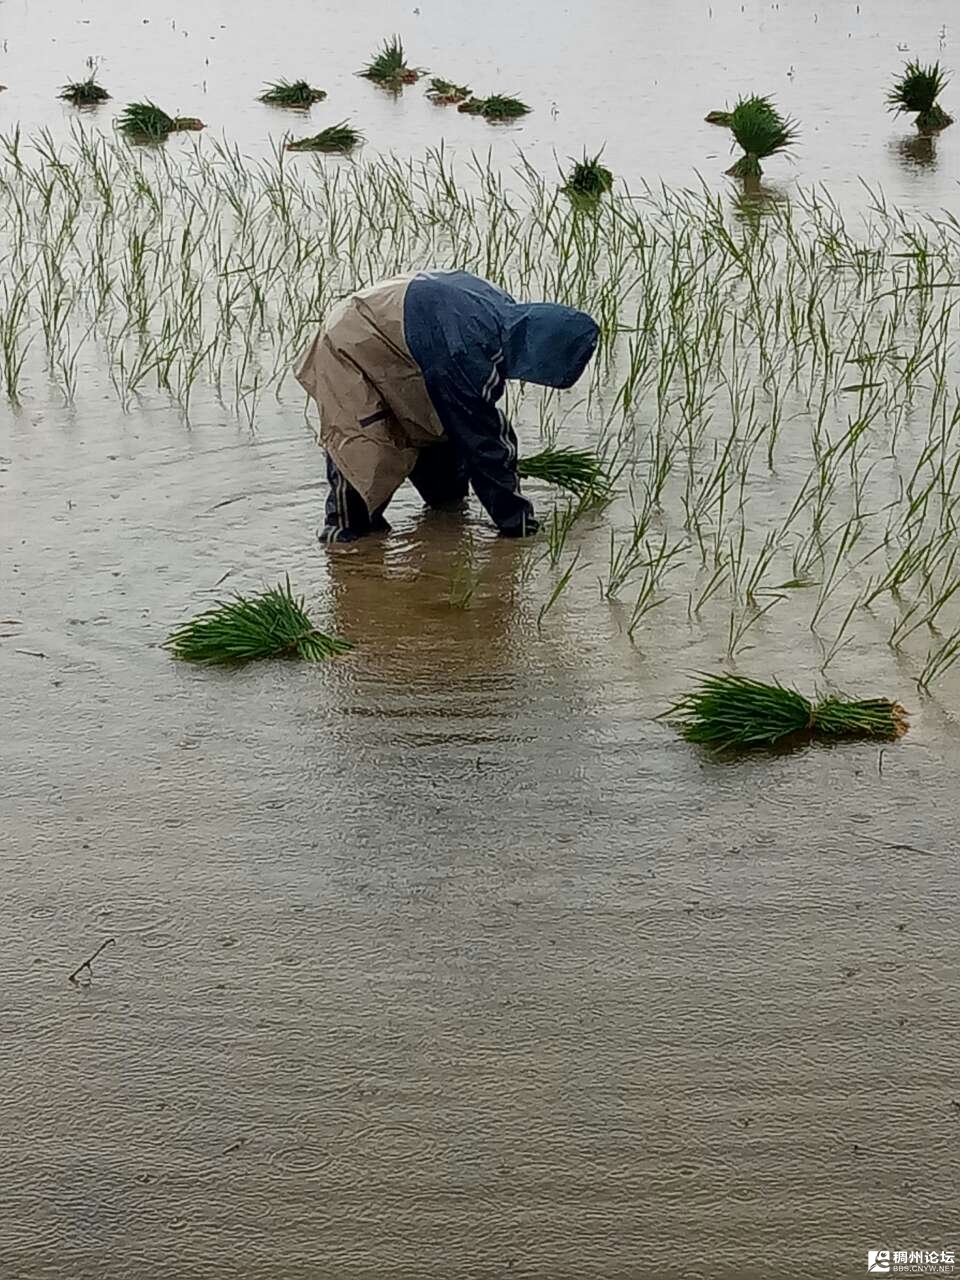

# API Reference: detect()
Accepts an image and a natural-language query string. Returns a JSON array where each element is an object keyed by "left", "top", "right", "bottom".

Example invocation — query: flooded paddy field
[{"left": 2, "top": 2, "right": 959, "bottom": 1277}]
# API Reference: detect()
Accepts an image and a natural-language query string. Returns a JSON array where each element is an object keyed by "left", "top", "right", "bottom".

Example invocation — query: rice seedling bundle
[
  {"left": 664, "top": 674, "right": 909, "bottom": 749},
  {"left": 425, "top": 78, "right": 472, "bottom": 105},
  {"left": 165, "top": 578, "right": 353, "bottom": 664},
  {"left": 518, "top": 447, "right": 612, "bottom": 499},
  {"left": 725, "top": 95, "right": 798, "bottom": 179},
  {"left": 117, "top": 102, "right": 204, "bottom": 140},
  {"left": 358, "top": 36, "right": 424, "bottom": 88},
  {"left": 258, "top": 79, "right": 328, "bottom": 107},
  {"left": 887, "top": 60, "right": 953, "bottom": 132},
  {"left": 458, "top": 94, "right": 530, "bottom": 120},
  {"left": 285, "top": 122, "right": 363, "bottom": 153},
  {"left": 58, "top": 77, "right": 111, "bottom": 107},
  {"left": 563, "top": 151, "right": 614, "bottom": 200}
]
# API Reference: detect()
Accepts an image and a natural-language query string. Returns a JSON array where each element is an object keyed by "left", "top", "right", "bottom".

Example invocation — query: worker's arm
[{"left": 421, "top": 365, "right": 538, "bottom": 537}]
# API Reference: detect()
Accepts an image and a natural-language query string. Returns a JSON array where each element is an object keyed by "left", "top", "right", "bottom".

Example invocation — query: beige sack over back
[{"left": 295, "top": 276, "right": 446, "bottom": 514}]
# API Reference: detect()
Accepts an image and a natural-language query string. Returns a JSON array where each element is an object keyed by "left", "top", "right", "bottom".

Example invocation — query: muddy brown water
[{"left": 2, "top": 1, "right": 960, "bottom": 1278}]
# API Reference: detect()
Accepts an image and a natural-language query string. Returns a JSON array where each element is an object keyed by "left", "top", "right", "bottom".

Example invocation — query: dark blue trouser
[{"left": 322, "top": 442, "right": 470, "bottom": 542}]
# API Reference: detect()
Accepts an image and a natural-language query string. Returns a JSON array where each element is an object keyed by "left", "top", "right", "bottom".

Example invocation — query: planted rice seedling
[
  {"left": 117, "top": 102, "right": 204, "bottom": 140},
  {"left": 8, "top": 134, "right": 960, "bottom": 698},
  {"left": 426, "top": 78, "right": 472, "bottom": 105},
  {"left": 563, "top": 151, "right": 614, "bottom": 200},
  {"left": 664, "top": 674, "right": 909, "bottom": 749},
  {"left": 358, "top": 36, "right": 424, "bottom": 88},
  {"left": 726, "top": 95, "right": 798, "bottom": 180},
  {"left": 887, "top": 60, "right": 953, "bottom": 132},
  {"left": 285, "top": 122, "right": 363, "bottom": 153},
  {"left": 258, "top": 79, "right": 327, "bottom": 107},
  {"left": 165, "top": 577, "right": 353, "bottom": 664},
  {"left": 518, "top": 447, "right": 612, "bottom": 500},
  {"left": 458, "top": 94, "right": 530, "bottom": 121}
]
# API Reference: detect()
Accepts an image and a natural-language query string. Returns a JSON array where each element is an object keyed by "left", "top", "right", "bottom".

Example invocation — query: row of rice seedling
[{"left": 4, "top": 128, "right": 960, "bottom": 696}]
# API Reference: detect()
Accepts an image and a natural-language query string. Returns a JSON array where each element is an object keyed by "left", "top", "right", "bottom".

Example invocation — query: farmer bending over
[{"left": 295, "top": 270, "right": 600, "bottom": 542}]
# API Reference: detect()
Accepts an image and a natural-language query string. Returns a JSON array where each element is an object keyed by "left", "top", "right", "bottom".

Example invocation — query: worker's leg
[
  {"left": 408, "top": 441, "right": 470, "bottom": 510},
  {"left": 321, "top": 454, "right": 390, "bottom": 544}
]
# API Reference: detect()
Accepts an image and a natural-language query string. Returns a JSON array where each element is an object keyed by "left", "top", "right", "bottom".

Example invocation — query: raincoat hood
[{"left": 501, "top": 302, "right": 600, "bottom": 388}]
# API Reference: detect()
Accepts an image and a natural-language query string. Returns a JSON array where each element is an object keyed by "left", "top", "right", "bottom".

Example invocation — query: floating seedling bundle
[
  {"left": 59, "top": 76, "right": 111, "bottom": 107},
  {"left": 725, "top": 95, "right": 797, "bottom": 180},
  {"left": 258, "top": 79, "right": 327, "bottom": 107},
  {"left": 518, "top": 447, "right": 612, "bottom": 500},
  {"left": 117, "top": 102, "right": 204, "bottom": 141},
  {"left": 458, "top": 94, "right": 530, "bottom": 121},
  {"left": 358, "top": 36, "right": 424, "bottom": 88},
  {"left": 165, "top": 577, "right": 353, "bottom": 664},
  {"left": 888, "top": 60, "right": 953, "bottom": 132},
  {"left": 664, "top": 674, "right": 909, "bottom": 749},
  {"left": 286, "top": 122, "right": 363, "bottom": 153},
  {"left": 426, "top": 78, "right": 472, "bottom": 105}
]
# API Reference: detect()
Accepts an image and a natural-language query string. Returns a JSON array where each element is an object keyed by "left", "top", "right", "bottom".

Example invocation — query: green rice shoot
[
  {"left": 58, "top": 77, "right": 111, "bottom": 107},
  {"left": 257, "top": 79, "right": 327, "bottom": 107},
  {"left": 165, "top": 577, "right": 354, "bottom": 664},
  {"left": 663, "top": 673, "right": 910, "bottom": 749},
  {"left": 726, "top": 95, "right": 798, "bottom": 179},
  {"left": 285, "top": 122, "right": 364, "bottom": 153},
  {"left": 117, "top": 102, "right": 205, "bottom": 140},
  {"left": 887, "top": 60, "right": 953, "bottom": 132},
  {"left": 426, "top": 77, "right": 472, "bottom": 105},
  {"left": 563, "top": 151, "right": 614, "bottom": 200},
  {"left": 358, "top": 35, "right": 424, "bottom": 87},
  {"left": 458, "top": 94, "right": 531, "bottom": 120},
  {"left": 518, "top": 447, "right": 612, "bottom": 500}
]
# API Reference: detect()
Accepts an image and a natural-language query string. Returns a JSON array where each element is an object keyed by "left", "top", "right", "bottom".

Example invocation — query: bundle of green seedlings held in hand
[
  {"left": 458, "top": 94, "right": 531, "bottom": 121},
  {"left": 165, "top": 577, "right": 353, "bottom": 665},
  {"left": 285, "top": 122, "right": 363, "bottom": 153},
  {"left": 663, "top": 673, "right": 910, "bottom": 750},
  {"left": 117, "top": 101, "right": 205, "bottom": 141},
  {"left": 518, "top": 447, "right": 612, "bottom": 500},
  {"left": 887, "top": 60, "right": 953, "bottom": 132},
  {"left": 725, "top": 94, "right": 798, "bottom": 179},
  {"left": 59, "top": 75, "right": 111, "bottom": 107},
  {"left": 358, "top": 36, "right": 424, "bottom": 88},
  {"left": 563, "top": 151, "right": 614, "bottom": 200},
  {"left": 425, "top": 77, "right": 472, "bottom": 105},
  {"left": 257, "top": 79, "right": 327, "bottom": 107}
]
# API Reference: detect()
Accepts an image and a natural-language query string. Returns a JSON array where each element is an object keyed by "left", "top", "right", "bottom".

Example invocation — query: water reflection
[
  {"left": 323, "top": 511, "right": 526, "bottom": 672},
  {"left": 728, "top": 178, "right": 790, "bottom": 227},
  {"left": 890, "top": 132, "right": 939, "bottom": 171}
]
